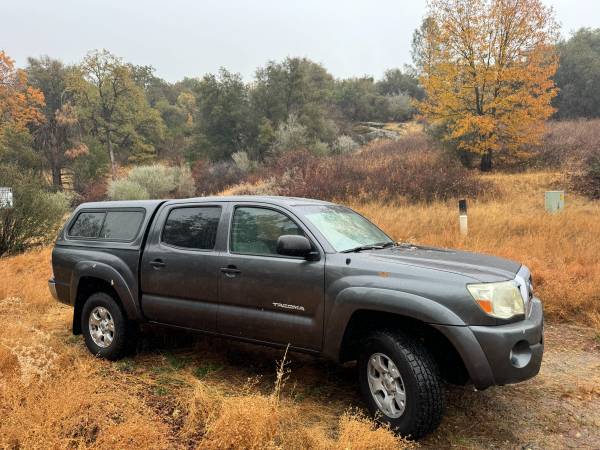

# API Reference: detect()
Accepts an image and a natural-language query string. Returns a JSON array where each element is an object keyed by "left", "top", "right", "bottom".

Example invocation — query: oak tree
[
  {"left": 68, "top": 50, "right": 164, "bottom": 179},
  {"left": 413, "top": 0, "right": 559, "bottom": 170}
]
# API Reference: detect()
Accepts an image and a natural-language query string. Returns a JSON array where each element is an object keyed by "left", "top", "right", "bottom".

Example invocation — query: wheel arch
[
  {"left": 71, "top": 271, "right": 136, "bottom": 335},
  {"left": 339, "top": 309, "right": 470, "bottom": 385}
]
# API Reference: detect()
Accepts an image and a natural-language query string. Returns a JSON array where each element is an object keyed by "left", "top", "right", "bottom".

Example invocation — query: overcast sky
[{"left": 3, "top": 0, "right": 600, "bottom": 82}]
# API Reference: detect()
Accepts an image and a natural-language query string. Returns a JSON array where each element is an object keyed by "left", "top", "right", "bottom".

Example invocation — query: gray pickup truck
[{"left": 49, "top": 196, "right": 543, "bottom": 438}]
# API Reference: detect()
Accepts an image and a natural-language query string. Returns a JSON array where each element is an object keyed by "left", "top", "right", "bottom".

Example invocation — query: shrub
[
  {"left": 107, "top": 164, "right": 196, "bottom": 200},
  {"left": 78, "top": 178, "right": 108, "bottom": 203},
  {"left": 310, "top": 140, "right": 330, "bottom": 156},
  {"left": 171, "top": 164, "right": 196, "bottom": 197},
  {"left": 192, "top": 160, "right": 246, "bottom": 195},
  {"left": 531, "top": 119, "right": 600, "bottom": 169},
  {"left": 231, "top": 151, "right": 255, "bottom": 173},
  {"left": 331, "top": 135, "right": 359, "bottom": 154},
  {"left": 107, "top": 179, "right": 150, "bottom": 201},
  {"left": 270, "top": 114, "right": 310, "bottom": 155},
  {"left": 386, "top": 93, "right": 414, "bottom": 122},
  {"left": 263, "top": 132, "right": 483, "bottom": 202},
  {"left": 0, "top": 166, "right": 71, "bottom": 256},
  {"left": 127, "top": 165, "right": 177, "bottom": 198},
  {"left": 569, "top": 148, "right": 600, "bottom": 199}
]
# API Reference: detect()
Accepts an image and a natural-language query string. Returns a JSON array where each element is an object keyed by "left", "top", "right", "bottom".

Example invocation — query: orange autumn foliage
[
  {"left": 0, "top": 50, "right": 45, "bottom": 137},
  {"left": 415, "top": 0, "right": 559, "bottom": 157}
]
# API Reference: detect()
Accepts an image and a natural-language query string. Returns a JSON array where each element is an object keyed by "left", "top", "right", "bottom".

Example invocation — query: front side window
[
  {"left": 231, "top": 207, "right": 304, "bottom": 256},
  {"left": 69, "top": 211, "right": 105, "bottom": 238},
  {"left": 100, "top": 211, "right": 144, "bottom": 241},
  {"left": 299, "top": 205, "right": 392, "bottom": 252},
  {"left": 162, "top": 206, "right": 221, "bottom": 250}
]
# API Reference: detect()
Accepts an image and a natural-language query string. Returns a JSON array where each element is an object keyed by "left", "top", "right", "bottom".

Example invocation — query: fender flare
[
  {"left": 70, "top": 260, "right": 141, "bottom": 321},
  {"left": 322, "top": 286, "right": 466, "bottom": 361}
]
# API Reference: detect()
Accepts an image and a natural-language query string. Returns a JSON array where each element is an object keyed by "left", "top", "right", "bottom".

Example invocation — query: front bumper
[
  {"left": 469, "top": 297, "right": 543, "bottom": 387},
  {"left": 435, "top": 297, "right": 544, "bottom": 389}
]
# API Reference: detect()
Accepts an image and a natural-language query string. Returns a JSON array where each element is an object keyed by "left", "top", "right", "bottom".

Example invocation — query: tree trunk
[
  {"left": 480, "top": 149, "right": 493, "bottom": 172},
  {"left": 51, "top": 163, "right": 63, "bottom": 190},
  {"left": 107, "top": 130, "right": 117, "bottom": 180}
]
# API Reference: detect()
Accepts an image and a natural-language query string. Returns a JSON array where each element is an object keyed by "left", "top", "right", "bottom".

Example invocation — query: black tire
[
  {"left": 358, "top": 330, "right": 444, "bottom": 439},
  {"left": 81, "top": 292, "right": 135, "bottom": 360}
]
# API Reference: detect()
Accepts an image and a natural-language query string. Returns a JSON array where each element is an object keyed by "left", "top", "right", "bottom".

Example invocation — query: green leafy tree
[
  {"left": 192, "top": 68, "right": 255, "bottom": 161},
  {"left": 335, "top": 77, "right": 388, "bottom": 122},
  {"left": 252, "top": 58, "right": 336, "bottom": 150},
  {"left": 377, "top": 67, "right": 425, "bottom": 100},
  {"left": 554, "top": 28, "right": 600, "bottom": 119},
  {"left": 68, "top": 50, "right": 164, "bottom": 179},
  {"left": 154, "top": 91, "right": 196, "bottom": 161}
]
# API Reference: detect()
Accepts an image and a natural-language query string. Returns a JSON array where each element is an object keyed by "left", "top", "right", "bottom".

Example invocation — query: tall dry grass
[{"left": 353, "top": 171, "right": 600, "bottom": 328}]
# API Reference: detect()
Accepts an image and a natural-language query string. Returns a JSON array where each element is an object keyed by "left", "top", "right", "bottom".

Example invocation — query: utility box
[{"left": 545, "top": 191, "right": 564, "bottom": 213}]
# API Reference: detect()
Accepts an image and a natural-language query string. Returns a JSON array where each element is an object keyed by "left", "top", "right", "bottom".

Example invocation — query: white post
[
  {"left": 459, "top": 215, "right": 468, "bottom": 236},
  {"left": 458, "top": 199, "right": 468, "bottom": 236}
]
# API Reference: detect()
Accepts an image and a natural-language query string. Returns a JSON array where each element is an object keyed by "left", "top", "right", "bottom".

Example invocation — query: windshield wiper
[{"left": 341, "top": 242, "right": 394, "bottom": 253}]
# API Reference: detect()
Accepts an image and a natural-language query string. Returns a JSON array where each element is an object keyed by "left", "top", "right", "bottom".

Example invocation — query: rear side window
[
  {"left": 69, "top": 212, "right": 105, "bottom": 238},
  {"left": 162, "top": 206, "right": 221, "bottom": 250},
  {"left": 100, "top": 211, "right": 144, "bottom": 240}
]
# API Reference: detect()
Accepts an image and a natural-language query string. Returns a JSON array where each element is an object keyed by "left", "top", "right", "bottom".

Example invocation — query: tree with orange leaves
[
  {"left": 413, "top": 0, "right": 559, "bottom": 170},
  {"left": 0, "top": 51, "right": 45, "bottom": 138}
]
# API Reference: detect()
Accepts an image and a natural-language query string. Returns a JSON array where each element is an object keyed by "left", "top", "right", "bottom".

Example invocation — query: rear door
[
  {"left": 217, "top": 203, "right": 325, "bottom": 350},
  {"left": 140, "top": 202, "right": 225, "bottom": 331}
]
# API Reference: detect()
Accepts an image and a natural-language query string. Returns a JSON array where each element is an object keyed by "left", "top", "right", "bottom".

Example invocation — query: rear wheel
[
  {"left": 81, "top": 292, "right": 135, "bottom": 360},
  {"left": 358, "top": 330, "right": 444, "bottom": 439}
]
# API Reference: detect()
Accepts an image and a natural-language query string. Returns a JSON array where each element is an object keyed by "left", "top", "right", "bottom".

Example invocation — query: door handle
[
  {"left": 150, "top": 259, "right": 166, "bottom": 269},
  {"left": 220, "top": 265, "right": 241, "bottom": 277}
]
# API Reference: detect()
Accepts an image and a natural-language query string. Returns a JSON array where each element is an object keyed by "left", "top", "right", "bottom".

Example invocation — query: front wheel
[
  {"left": 81, "top": 292, "right": 135, "bottom": 360},
  {"left": 358, "top": 330, "right": 445, "bottom": 439}
]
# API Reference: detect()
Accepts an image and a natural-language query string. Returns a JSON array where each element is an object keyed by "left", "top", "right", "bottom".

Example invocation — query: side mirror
[{"left": 277, "top": 235, "right": 317, "bottom": 259}]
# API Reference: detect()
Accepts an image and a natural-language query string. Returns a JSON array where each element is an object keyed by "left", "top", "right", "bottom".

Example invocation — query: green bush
[
  {"left": 270, "top": 114, "right": 310, "bottom": 154},
  {"left": 0, "top": 166, "right": 71, "bottom": 256},
  {"left": 127, "top": 165, "right": 177, "bottom": 198},
  {"left": 107, "top": 179, "right": 150, "bottom": 200},
  {"left": 107, "top": 164, "right": 196, "bottom": 200}
]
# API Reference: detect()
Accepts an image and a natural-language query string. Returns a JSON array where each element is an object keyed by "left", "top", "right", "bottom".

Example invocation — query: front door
[
  {"left": 217, "top": 204, "right": 325, "bottom": 350},
  {"left": 141, "top": 204, "right": 223, "bottom": 331}
]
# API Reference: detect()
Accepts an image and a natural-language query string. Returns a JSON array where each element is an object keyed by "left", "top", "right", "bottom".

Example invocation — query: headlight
[{"left": 467, "top": 281, "right": 525, "bottom": 319}]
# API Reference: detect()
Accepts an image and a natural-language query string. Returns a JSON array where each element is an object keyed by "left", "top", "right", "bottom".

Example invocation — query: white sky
[{"left": 2, "top": 0, "right": 600, "bottom": 82}]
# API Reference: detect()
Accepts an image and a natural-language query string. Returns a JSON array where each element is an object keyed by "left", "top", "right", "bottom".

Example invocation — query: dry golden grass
[
  {"left": 353, "top": 171, "right": 600, "bottom": 330},
  {"left": 1, "top": 169, "right": 599, "bottom": 449}
]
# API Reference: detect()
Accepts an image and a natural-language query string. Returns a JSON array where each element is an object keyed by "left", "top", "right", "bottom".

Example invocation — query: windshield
[{"left": 299, "top": 205, "right": 393, "bottom": 252}]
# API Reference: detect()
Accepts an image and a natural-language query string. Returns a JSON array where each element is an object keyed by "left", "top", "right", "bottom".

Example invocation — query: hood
[{"left": 359, "top": 243, "right": 521, "bottom": 282}]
